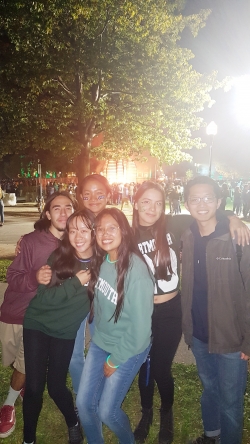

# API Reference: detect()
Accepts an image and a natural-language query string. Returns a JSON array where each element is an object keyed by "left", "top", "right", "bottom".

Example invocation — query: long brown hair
[
  {"left": 48, "top": 209, "right": 95, "bottom": 286},
  {"left": 132, "top": 181, "right": 172, "bottom": 279},
  {"left": 88, "top": 208, "right": 147, "bottom": 323}
]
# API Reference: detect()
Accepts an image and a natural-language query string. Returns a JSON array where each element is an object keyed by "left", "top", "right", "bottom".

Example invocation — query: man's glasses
[{"left": 188, "top": 196, "right": 216, "bottom": 205}]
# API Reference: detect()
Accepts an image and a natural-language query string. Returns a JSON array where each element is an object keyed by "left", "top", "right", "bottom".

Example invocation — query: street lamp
[
  {"left": 206, "top": 121, "right": 218, "bottom": 178},
  {"left": 37, "top": 162, "right": 42, "bottom": 199}
]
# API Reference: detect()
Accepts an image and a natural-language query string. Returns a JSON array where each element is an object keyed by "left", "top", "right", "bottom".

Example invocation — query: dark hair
[
  {"left": 79, "top": 174, "right": 112, "bottom": 196},
  {"left": 132, "top": 181, "right": 173, "bottom": 280},
  {"left": 184, "top": 176, "right": 221, "bottom": 202},
  {"left": 34, "top": 191, "right": 78, "bottom": 232},
  {"left": 48, "top": 209, "right": 95, "bottom": 287},
  {"left": 88, "top": 207, "right": 144, "bottom": 323}
]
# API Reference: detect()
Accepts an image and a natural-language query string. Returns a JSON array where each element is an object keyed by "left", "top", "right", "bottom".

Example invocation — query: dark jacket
[
  {"left": 181, "top": 226, "right": 250, "bottom": 356},
  {"left": 0, "top": 230, "right": 59, "bottom": 324}
]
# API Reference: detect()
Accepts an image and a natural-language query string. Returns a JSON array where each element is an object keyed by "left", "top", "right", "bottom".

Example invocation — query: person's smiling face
[
  {"left": 46, "top": 195, "right": 74, "bottom": 238},
  {"left": 135, "top": 188, "right": 164, "bottom": 226},
  {"left": 95, "top": 214, "right": 121, "bottom": 261},
  {"left": 185, "top": 183, "right": 221, "bottom": 223},
  {"left": 80, "top": 179, "right": 108, "bottom": 216},
  {"left": 68, "top": 216, "right": 93, "bottom": 259}
]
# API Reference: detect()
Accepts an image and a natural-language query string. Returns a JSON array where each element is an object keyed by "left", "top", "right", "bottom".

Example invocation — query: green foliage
[
  {"left": 185, "top": 169, "right": 194, "bottom": 180},
  {"left": 0, "top": 0, "right": 221, "bottom": 182},
  {"left": 0, "top": 260, "right": 11, "bottom": 282}
]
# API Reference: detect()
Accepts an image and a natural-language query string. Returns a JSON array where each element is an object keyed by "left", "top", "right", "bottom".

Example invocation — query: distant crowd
[{"left": 2, "top": 177, "right": 250, "bottom": 220}]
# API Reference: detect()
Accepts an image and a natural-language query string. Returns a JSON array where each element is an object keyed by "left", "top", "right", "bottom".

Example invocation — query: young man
[
  {"left": 181, "top": 176, "right": 250, "bottom": 444},
  {"left": 0, "top": 191, "right": 75, "bottom": 439}
]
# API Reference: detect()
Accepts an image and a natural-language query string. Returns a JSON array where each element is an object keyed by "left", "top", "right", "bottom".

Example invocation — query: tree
[{"left": 0, "top": 0, "right": 220, "bottom": 183}]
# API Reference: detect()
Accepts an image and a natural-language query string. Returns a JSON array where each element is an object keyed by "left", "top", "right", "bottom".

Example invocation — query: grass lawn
[
  {"left": 1, "top": 221, "right": 250, "bottom": 443},
  {"left": 0, "top": 361, "right": 250, "bottom": 443},
  {"left": 0, "top": 260, "right": 11, "bottom": 282}
]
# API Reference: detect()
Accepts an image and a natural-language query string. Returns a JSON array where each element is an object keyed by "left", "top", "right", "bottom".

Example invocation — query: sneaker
[
  {"left": 134, "top": 408, "right": 153, "bottom": 443},
  {"left": 19, "top": 387, "right": 25, "bottom": 402},
  {"left": 22, "top": 441, "right": 36, "bottom": 444},
  {"left": 188, "top": 434, "right": 220, "bottom": 444},
  {"left": 0, "top": 405, "right": 16, "bottom": 438},
  {"left": 68, "top": 422, "right": 83, "bottom": 444}
]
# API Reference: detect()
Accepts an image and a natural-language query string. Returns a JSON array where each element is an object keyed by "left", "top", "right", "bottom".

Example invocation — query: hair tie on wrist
[{"left": 106, "top": 354, "right": 119, "bottom": 369}]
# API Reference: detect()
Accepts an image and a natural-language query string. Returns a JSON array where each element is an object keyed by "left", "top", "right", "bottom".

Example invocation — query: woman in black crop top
[
  {"left": 132, "top": 181, "right": 182, "bottom": 444},
  {"left": 132, "top": 180, "right": 249, "bottom": 444}
]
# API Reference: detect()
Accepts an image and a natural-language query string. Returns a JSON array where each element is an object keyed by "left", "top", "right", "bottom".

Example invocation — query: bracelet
[{"left": 106, "top": 354, "right": 119, "bottom": 369}]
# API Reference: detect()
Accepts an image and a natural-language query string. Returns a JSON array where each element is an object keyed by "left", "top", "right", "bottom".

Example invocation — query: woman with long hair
[
  {"left": 22, "top": 209, "right": 95, "bottom": 444},
  {"left": 69, "top": 174, "right": 112, "bottom": 394},
  {"left": 76, "top": 208, "right": 154, "bottom": 444},
  {"left": 132, "top": 180, "right": 250, "bottom": 444},
  {"left": 133, "top": 181, "right": 182, "bottom": 444}
]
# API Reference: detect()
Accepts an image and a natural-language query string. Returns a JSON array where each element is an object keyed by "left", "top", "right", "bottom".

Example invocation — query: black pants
[
  {"left": 138, "top": 293, "right": 182, "bottom": 412},
  {"left": 23, "top": 328, "right": 77, "bottom": 443}
]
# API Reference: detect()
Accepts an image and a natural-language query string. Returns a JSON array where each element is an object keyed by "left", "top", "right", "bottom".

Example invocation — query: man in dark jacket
[
  {"left": 181, "top": 176, "right": 250, "bottom": 444},
  {"left": 0, "top": 191, "right": 75, "bottom": 438}
]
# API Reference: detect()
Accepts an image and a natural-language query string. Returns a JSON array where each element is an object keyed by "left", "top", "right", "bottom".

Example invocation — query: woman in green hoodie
[
  {"left": 22, "top": 209, "right": 95, "bottom": 444},
  {"left": 76, "top": 208, "right": 154, "bottom": 444}
]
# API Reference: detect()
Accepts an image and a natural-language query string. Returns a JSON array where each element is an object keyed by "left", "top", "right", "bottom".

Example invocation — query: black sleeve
[{"left": 166, "top": 214, "right": 193, "bottom": 248}]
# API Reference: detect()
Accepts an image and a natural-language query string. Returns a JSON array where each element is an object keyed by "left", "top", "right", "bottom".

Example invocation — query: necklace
[
  {"left": 106, "top": 254, "right": 118, "bottom": 264},
  {"left": 74, "top": 255, "right": 92, "bottom": 263}
]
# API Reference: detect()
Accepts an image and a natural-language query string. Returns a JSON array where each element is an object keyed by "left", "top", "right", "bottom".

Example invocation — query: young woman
[
  {"left": 22, "top": 209, "right": 95, "bottom": 444},
  {"left": 132, "top": 180, "right": 250, "bottom": 444},
  {"left": 133, "top": 181, "right": 182, "bottom": 444},
  {"left": 76, "top": 208, "right": 154, "bottom": 444},
  {"left": 69, "top": 174, "right": 112, "bottom": 394},
  {"left": 78, "top": 173, "right": 111, "bottom": 215}
]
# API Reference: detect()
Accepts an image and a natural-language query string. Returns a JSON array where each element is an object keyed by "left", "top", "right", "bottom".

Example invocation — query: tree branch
[
  {"left": 103, "top": 90, "right": 140, "bottom": 96},
  {"left": 52, "top": 76, "right": 76, "bottom": 103},
  {"left": 95, "top": 7, "right": 110, "bottom": 39}
]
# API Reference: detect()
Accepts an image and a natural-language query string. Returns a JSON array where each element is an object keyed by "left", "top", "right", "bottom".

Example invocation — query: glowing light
[
  {"left": 106, "top": 159, "right": 137, "bottom": 184},
  {"left": 233, "top": 75, "right": 250, "bottom": 127},
  {"left": 206, "top": 121, "right": 218, "bottom": 136}
]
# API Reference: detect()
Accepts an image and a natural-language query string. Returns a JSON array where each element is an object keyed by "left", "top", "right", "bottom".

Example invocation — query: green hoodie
[
  {"left": 24, "top": 260, "right": 90, "bottom": 340},
  {"left": 92, "top": 253, "right": 154, "bottom": 366}
]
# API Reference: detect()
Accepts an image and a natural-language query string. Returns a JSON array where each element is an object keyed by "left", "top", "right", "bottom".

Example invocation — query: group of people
[
  {"left": 45, "top": 181, "right": 77, "bottom": 198},
  {"left": 233, "top": 183, "right": 250, "bottom": 219},
  {"left": 109, "top": 182, "right": 140, "bottom": 206},
  {"left": 0, "top": 174, "right": 250, "bottom": 444},
  {"left": 220, "top": 181, "right": 250, "bottom": 218}
]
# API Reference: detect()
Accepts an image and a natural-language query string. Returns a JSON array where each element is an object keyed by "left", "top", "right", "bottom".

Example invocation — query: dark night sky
[{"left": 182, "top": 0, "right": 250, "bottom": 175}]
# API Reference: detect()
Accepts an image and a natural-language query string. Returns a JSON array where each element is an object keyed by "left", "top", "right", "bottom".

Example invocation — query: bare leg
[{"left": 10, "top": 369, "right": 25, "bottom": 391}]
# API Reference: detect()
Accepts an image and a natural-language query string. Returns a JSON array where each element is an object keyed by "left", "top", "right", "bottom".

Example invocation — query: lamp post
[
  {"left": 37, "top": 162, "right": 42, "bottom": 199},
  {"left": 206, "top": 121, "right": 217, "bottom": 178}
]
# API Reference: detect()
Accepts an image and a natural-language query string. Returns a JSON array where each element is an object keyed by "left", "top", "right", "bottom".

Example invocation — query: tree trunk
[
  {"left": 76, "top": 117, "right": 96, "bottom": 184},
  {"left": 77, "top": 142, "right": 91, "bottom": 185}
]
